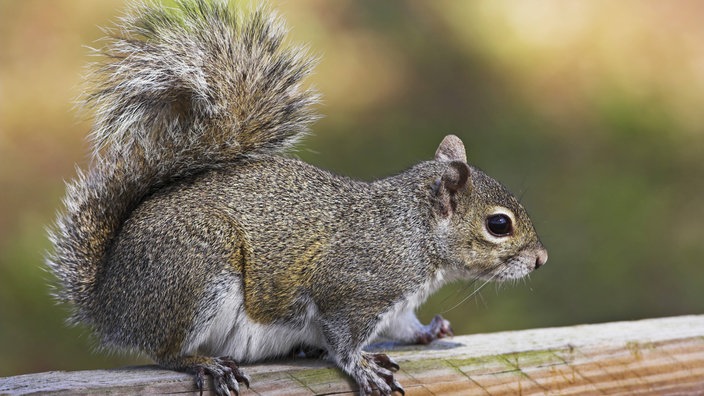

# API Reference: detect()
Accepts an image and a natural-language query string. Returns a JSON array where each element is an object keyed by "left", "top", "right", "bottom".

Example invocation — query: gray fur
[
  {"left": 47, "top": 0, "right": 319, "bottom": 325},
  {"left": 46, "top": 1, "right": 546, "bottom": 395}
]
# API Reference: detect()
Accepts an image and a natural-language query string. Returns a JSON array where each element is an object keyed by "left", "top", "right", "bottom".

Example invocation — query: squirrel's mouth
[{"left": 474, "top": 248, "right": 546, "bottom": 282}]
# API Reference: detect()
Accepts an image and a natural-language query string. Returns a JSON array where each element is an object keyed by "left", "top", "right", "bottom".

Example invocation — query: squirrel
[{"left": 47, "top": 1, "right": 548, "bottom": 395}]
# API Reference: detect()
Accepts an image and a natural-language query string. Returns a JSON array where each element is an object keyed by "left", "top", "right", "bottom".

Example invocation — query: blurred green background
[{"left": 1, "top": 0, "right": 703, "bottom": 376}]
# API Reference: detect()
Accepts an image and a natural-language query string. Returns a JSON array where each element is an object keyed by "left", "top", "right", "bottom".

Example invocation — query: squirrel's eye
[{"left": 486, "top": 214, "right": 513, "bottom": 237}]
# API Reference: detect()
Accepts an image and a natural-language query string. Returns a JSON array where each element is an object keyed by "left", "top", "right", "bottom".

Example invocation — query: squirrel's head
[{"left": 431, "top": 135, "right": 547, "bottom": 281}]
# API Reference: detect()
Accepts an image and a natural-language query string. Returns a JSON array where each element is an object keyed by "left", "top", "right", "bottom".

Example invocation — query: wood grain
[{"left": 2, "top": 315, "right": 703, "bottom": 395}]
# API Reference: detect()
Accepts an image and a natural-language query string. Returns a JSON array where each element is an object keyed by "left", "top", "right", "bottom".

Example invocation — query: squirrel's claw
[
  {"left": 195, "top": 367, "right": 206, "bottom": 396},
  {"left": 355, "top": 352, "right": 405, "bottom": 396},
  {"left": 432, "top": 314, "right": 454, "bottom": 338},
  {"left": 416, "top": 314, "right": 453, "bottom": 344},
  {"left": 187, "top": 356, "right": 249, "bottom": 396},
  {"left": 222, "top": 356, "right": 251, "bottom": 389},
  {"left": 373, "top": 354, "right": 404, "bottom": 395},
  {"left": 372, "top": 353, "right": 400, "bottom": 372}
]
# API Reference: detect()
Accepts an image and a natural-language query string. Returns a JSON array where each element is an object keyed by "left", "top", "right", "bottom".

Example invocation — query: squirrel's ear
[
  {"left": 441, "top": 160, "right": 470, "bottom": 193},
  {"left": 433, "top": 160, "right": 471, "bottom": 217},
  {"left": 435, "top": 135, "right": 467, "bottom": 163}
]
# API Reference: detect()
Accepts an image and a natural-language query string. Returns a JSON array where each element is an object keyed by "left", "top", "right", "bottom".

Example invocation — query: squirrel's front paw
[
  {"left": 353, "top": 352, "right": 405, "bottom": 396},
  {"left": 415, "top": 314, "right": 454, "bottom": 344}
]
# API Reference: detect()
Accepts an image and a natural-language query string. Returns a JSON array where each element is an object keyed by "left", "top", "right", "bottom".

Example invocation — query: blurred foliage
[{"left": 1, "top": 0, "right": 703, "bottom": 377}]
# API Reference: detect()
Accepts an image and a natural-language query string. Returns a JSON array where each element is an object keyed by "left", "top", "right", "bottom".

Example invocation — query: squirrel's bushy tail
[{"left": 47, "top": 0, "right": 319, "bottom": 324}]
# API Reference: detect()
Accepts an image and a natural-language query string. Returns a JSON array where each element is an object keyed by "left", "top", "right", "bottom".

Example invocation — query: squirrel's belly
[{"left": 183, "top": 278, "right": 324, "bottom": 362}]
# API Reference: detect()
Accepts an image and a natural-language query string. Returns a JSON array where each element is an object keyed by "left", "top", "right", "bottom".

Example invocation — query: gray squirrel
[{"left": 47, "top": 1, "right": 547, "bottom": 395}]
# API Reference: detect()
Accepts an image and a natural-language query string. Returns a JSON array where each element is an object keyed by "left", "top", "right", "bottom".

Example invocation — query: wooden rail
[{"left": 2, "top": 315, "right": 703, "bottom": 395}]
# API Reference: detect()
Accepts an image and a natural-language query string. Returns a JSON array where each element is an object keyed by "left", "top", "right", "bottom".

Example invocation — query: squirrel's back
[{"left": 47, "top": 0, "right": 320, "bottom": 326}]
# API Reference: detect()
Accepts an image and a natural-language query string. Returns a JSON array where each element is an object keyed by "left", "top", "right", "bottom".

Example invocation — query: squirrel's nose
[{"left": 534, "top": 249, "right": 548, "bottom": 269}]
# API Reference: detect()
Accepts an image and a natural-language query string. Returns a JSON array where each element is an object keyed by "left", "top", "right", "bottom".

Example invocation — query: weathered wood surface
[{"left": 2, "top": 315, "right": 703, "bottom": 395}]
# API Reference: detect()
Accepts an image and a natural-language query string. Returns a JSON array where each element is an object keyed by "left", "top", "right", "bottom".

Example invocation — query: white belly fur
[
  {"left": 183, "top": 278, "right": 325, "bottom": 363},
  {"left": 182, "top": 268, "right": 449, "bottom": 362}
]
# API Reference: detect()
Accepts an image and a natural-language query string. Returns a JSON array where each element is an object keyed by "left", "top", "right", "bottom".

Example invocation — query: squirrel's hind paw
[
  {"left": 354, "top": 352, "right": 405, "bottom": 396},
  {"left": 163, "top": 355, "right": 250, "bottom": 396},
  {"left": 195, "top": 356, "right": 250, "bottom": 396}
]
